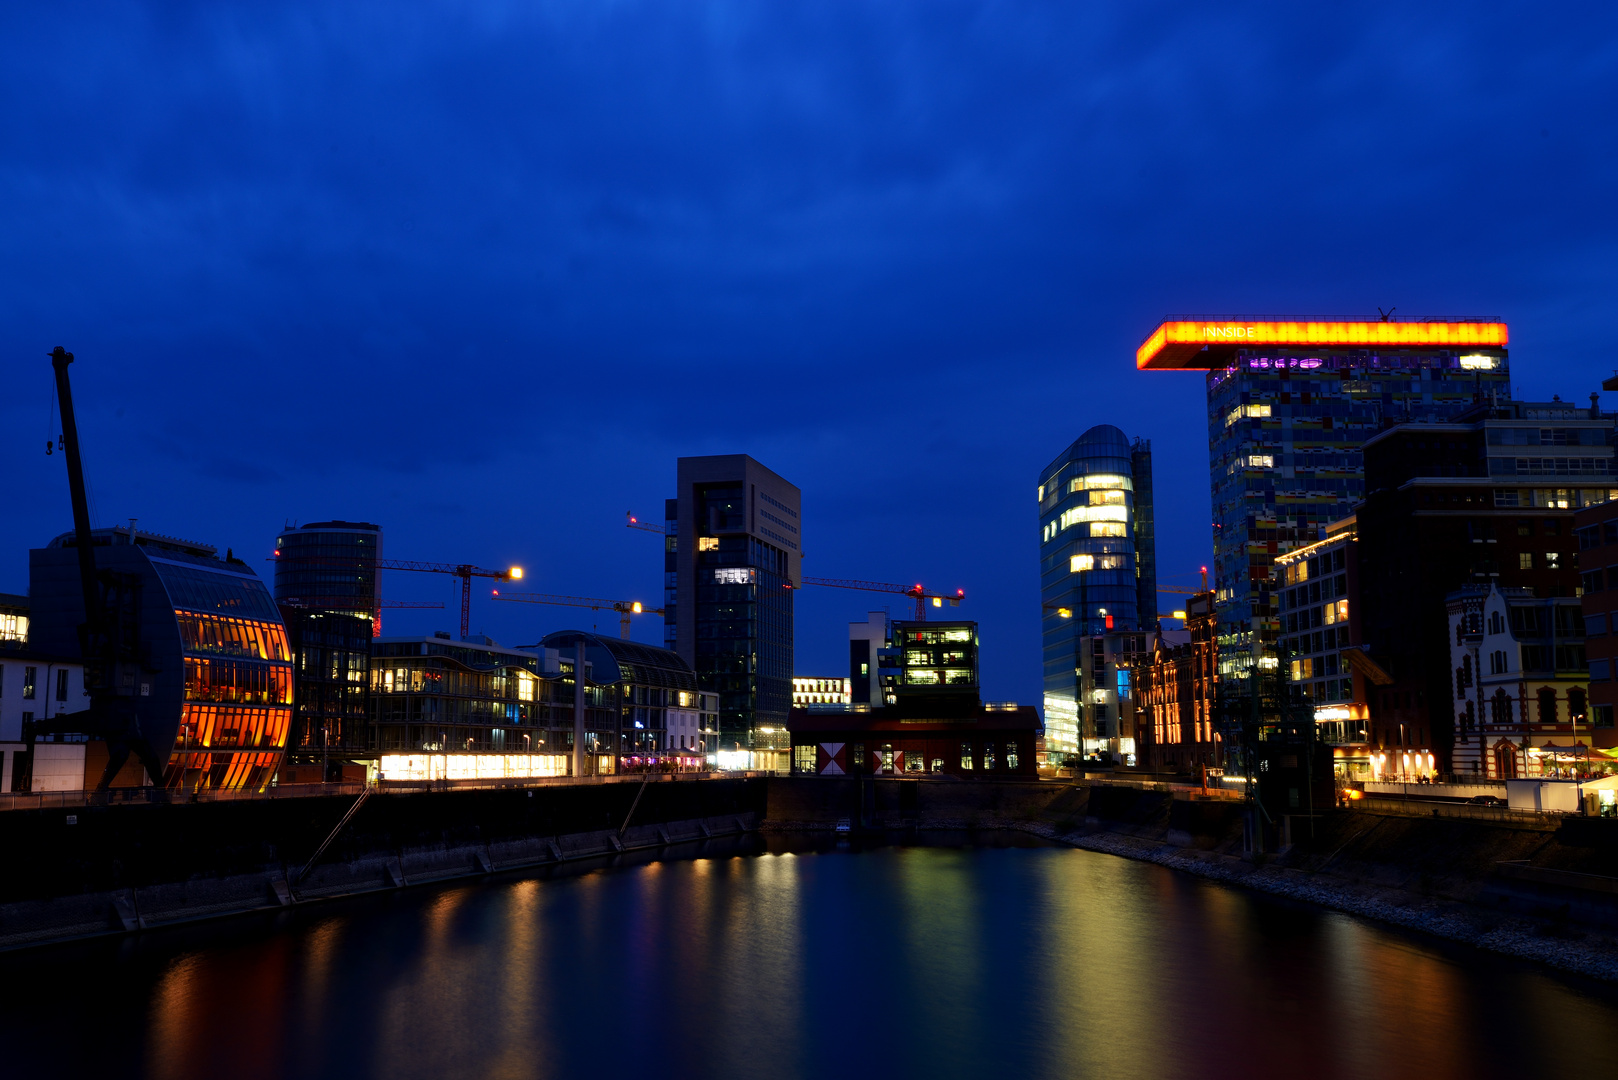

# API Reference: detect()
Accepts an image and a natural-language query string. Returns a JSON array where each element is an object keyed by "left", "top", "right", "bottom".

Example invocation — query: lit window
[
  {"left": 1059, "top": 505, "right": 1127, "bottom": 529},
  {"left": 1071, "top": 554, "right": 1094, "bottom": 572},
  {"left": 1545, "top": 552, "right": 1561, "bottom": 569},
  {"left": 1037, "top": 485, "right": 1045, "bottom": 501},
  {"left": 1519, "top": 552, "right": 1533, "bottom": 570},
  {"left": 1089, "top": 489, "right": 1126, "bottom": 506},
  {"left": 1091, "top": 522, "right": 1126, "bottom": 538},
  {"left": 713, "top": 567, "right": 756, "bottom": 584},
  {"left": 1248, "top": 455, "right": 1273, "bottom": 469},
  {"left": 1459, "top": 354, "right": 1498, "bottom": 370},
  {"left": 698, "top": 537, "right": 719, "bottom": 552}
]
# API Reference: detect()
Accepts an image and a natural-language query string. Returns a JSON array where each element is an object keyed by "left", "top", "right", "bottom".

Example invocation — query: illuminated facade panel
[{"left": 1138, "top": 318, "right": 1509, "bottom": 369}]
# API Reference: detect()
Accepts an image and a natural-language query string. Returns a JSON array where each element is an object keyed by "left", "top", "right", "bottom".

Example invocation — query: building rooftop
[{"left": 1136, "top": 316, "right": 1509, "bottom": 371}]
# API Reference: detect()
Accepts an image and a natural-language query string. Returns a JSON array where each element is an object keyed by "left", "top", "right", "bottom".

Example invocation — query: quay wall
[{"left": 0, "top": 777, "right": 765, "bottom": 950}]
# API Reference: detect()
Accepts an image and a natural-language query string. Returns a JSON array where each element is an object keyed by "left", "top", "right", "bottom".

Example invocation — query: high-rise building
[
  {"left": 273, "top": 520, "right": 383, "bottom": 628},
  {"left": 665, "top": 455, "right": 800, "bottom": 763},
  {"left": 1137, "top": 316, "right": 1512, "bottom": 704},
  {"left": 1038, "top": 424, "right": 1158, "bottom": 762},
  {"left": 272, "top": 521, "right": 382, "bottom": 780}
]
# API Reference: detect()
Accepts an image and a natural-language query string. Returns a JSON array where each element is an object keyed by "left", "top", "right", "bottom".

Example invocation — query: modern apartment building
[
  {"left": 880, "top": 620, "right": 980, "bottom": 716},
  {"left": 1038, "top": 424, "right": 1157, "bottom": 761},
  {"left": 1136, "top": 316, "right": 1512, "bottom": 699},
  {"left": 665, "top": 455, "right": 800, "bottom": 762},
  {"left": 1274, "top": 518, "right": 1374, "bottom": 777}
]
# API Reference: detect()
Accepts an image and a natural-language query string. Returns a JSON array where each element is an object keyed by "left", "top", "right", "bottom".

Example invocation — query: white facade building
[
  {"left": 1447, "top": 584, "right": 1590, "bottom": 780},
  {"left": 0, "top": 653, "right": 90, "bottom": 792}
]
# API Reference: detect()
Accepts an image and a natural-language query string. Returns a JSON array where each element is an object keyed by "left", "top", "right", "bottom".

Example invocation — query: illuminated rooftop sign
[{"left": 1136, "top": 318, "right": 1509, "bottom": 370}]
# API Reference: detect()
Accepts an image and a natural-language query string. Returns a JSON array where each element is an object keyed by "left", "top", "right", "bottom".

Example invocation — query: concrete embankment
[{"left": 0, "top": 777, "right": 765, "bottom": 950}]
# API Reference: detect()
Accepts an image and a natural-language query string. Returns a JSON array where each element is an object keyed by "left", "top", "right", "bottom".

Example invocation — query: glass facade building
[
  {"left": 29, "top": 528, "right": 292, "bottom": 790},
  {"left": 879, "top": 620, "right": 980, "bottom": 716},
  {"left": 273, "top": 521, "right": 383, "bottom": 631},
  {"left": 273, "top": 521, "right": 381, "bottom": 778},
  {"left": 541, "top": 632, "right": 711, "bottom": 767},
  {"left": 370, "top": 634, "right": 601, "bottom": 778},
  {"left": 1137, "top": 318, "right": 1512, "bottom": 705},
  {"left": 666, "top": 456, "right": 800, "bottom": 763},
  {"left": 1038, "top": 425, "right": 1158, "bottom": 760}
]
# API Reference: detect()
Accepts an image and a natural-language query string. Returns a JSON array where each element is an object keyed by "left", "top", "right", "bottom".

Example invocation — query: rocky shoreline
[{"left": 1014, "top": 820, "right": 1618, "bottom": 984}]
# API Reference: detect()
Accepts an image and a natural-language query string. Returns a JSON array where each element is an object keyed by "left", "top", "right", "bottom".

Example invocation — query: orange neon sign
[{"left": 1136, "top": 318, "right": 1508, "bottom": 370}]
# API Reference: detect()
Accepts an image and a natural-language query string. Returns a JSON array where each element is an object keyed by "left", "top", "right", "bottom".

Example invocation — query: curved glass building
[
  {"left": 1038, "top": 425, "right": 1157, "bottom": 761},
  {"left": 29, "top": 528, "right": 293, "bottom": 790}
]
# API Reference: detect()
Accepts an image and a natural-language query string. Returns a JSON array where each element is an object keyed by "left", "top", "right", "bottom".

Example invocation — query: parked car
[{"left": 1466, "top": 794, "right": 1506, "bottom": 807}]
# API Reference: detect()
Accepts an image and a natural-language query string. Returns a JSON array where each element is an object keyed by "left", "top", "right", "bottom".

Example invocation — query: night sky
[{"left": 5, "top": 2, "right": 1616, "bottom": 707}]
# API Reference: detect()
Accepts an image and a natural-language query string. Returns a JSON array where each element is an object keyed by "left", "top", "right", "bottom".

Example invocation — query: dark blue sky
[{"left": 5, "top": 2, "right": 1616, "bottom": 706}]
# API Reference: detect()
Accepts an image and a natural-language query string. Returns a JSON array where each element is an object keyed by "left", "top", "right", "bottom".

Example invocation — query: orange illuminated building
[{"left": 27, "top": 527, "right": 292, "bottom": 791}]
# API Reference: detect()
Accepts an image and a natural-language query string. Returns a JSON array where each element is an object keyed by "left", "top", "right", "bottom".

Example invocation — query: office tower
[
  {"left": 272, "top": 520, "right": 382, "bottom": 778},
  {"left": 1136, "top": 316, "right": 1512, "bottom": 708},
  {"left": 665, "top": 455, "right": 800, "bottom": 763},
  {"left": 273, "top": 520, "right": 383, "bottom": 627},
  {"left": 1037, "top": 424, "right": 1158, "bottom": 763}
]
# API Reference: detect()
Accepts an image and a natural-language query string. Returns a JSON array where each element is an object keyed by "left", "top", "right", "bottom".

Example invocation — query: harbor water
[{"left": 2, "top": 833, "right": 1615, "bottom": 1079}]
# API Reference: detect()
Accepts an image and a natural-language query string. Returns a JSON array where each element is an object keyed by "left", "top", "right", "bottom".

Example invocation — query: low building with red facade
[{"left": 786, "top": 705, "right": 1039, "bottom": 779}]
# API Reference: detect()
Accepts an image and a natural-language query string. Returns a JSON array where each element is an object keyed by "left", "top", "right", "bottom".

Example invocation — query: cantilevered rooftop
[{"left": 1135, "top": 316, "right": 1509, "bottom": 370}]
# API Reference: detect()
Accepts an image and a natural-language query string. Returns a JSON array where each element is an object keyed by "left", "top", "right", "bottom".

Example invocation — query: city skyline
[{"left": 5, "top": 3, "right": 1618, "bottom": 710}]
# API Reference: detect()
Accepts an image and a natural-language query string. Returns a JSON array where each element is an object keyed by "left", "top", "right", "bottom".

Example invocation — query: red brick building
[
  {"left": 1574, "top": 499, "right": 1618, "bottom": 758},
  {"left": 1134, "top": 591, "right": 1219, "bottom": 774}
]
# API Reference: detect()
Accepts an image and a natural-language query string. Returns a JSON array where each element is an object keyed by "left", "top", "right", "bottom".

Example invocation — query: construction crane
[
  {"left": 492, "top": 590, "right": 662, "bottom": 639},
  {"left": 380, "top": 600, "right": 444, "bottom": 610},
  {"left": 267, "top": 554, "right": 523, "bottom": 638},
  {"left": 627, "top": 512, "right": 964, "bottom": 621},
  {"left": 791, "top": 578, "right": 964, "bottom": 621}
]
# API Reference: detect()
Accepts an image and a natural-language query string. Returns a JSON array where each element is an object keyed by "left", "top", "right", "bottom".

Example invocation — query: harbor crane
[
  {"left": 491, "top": 590, "right": 662, "bottom": 639},
  {"left": 626, "top": 512, "right": 964, "bottom": 621},
  {"left": 268, "top": 554, "right": 522, "bottom": 638}
]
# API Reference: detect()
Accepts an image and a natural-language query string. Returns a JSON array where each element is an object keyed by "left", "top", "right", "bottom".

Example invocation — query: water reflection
[{"left": 3, "top": 837, "right": 1617, "bottom": 1080}]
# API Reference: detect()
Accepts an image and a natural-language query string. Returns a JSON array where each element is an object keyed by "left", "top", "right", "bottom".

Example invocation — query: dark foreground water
[{"left": 3, "top": 834, "right": 1617, "bottom": 1080}]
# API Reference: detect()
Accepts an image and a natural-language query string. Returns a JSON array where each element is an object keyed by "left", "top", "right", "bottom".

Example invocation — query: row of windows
[
  {"left": 1284, "top": 600, "right": 1349, "bottom": 634},
  {"left": 793, "top": 741, "right": 1023, "bottom": 772},
  {"left": 1578, "top": 520, "right": 1618, "bottom": 550},
  {"left": 177, "top": 612, "right": 292, "bottom": 662}
]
